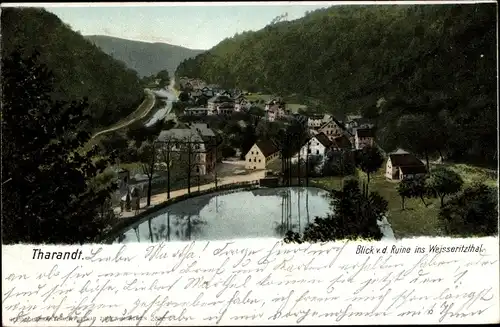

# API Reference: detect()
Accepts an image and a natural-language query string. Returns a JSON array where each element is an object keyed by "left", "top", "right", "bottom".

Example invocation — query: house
[
  {"left": 292, "top": 132, "right": 333, "bottom": 165},
  {"left": 346, "top": 114, "right": 362, "bottom": 122},
  {"left": 292, "top": 133, "right": 333, "bottom": 173},
  {"left": 217, "top": 103, "right": 234, "bottom": 115},
  {"left": 219, "top": 90, "right": 232, "bottom": 98},
  {"left": 318, "top": 117, "right": 351, "bottom": 141},
  {"left": 265, "top": 98, "right": 285, "bottom": 111},
  {"left": 385, "top": 149, "right": 427, "bottom": 181},
  {"left": 184, "top": 107, "right": 213, "bottom": 116},
  {"left": 189, "top": 123, "right": 218, "bottom": 172},
  {"left": 234, "top": 97, "right": 250, "bottom": 112},
  {"left": 207, "top": 95, "right": 234, "bottom": 112},
  {"left": 245, "top": 140, "right": 280, "bottom": 170},
  {"left": 332, "top": 134, "right": 353, "bottom": 151},
  {"left": 189, "top": 89, "right": 203, "bottom": 99},
  {"left": 266, "top": 104, "right": 286, "bottom": 122},
  {"left": 355, "top": 128, "right": 375, "bottom": 149},
  {"left": 307, "top": 114, "right": 324, "bottom": 129},
  {"left": 157, "top": 127, "right": 216, "bottom": 176},
  {"left": 267, "top": 110, "right": 277, "bottom": 122},
  {"left": 346, "top": 117, "right": 374, "bottom": 131}
]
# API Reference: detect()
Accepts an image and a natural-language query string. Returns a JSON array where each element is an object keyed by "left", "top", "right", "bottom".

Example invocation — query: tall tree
[
  {"left": 2, "top": 50, "right": 117, "bottom": 244},
  {"left": 354, "top": 146, "right": 384, "bottom": 187},
  {"left": 438, "top": 183, "right": 498, "bottom": 237},
  {"left": 426, "top": 167, "right": 464, "bottom": 207},
  {"left": 138, "top": 141, "right": 156, "bottom": 207},
  {"left": 285, "top": 179, "right": 387, "bottom": 242}
]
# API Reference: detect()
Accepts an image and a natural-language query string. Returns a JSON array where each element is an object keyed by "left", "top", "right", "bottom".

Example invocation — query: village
[
  {"left": 4, "top": 4, "right": 496, "bottom": 247},
  {"left": 114, "top": 76, "right": 434, "bottom": 227}
]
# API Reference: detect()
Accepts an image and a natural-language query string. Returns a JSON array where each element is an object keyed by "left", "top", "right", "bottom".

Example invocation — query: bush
[
  {"left": 438, "top": 183, "right": 498, "bottom": 237},
  {"left": 285, "top": 179, "right": 386, "bottom": 243},
  {"left": 322, "top": 150, "right": 356, "bottom": 177},
  {"left": 221, "top": 144, "right": 236, "bottom": 158}
]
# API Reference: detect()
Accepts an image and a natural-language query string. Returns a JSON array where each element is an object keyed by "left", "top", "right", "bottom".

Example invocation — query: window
[
  {"left": 258, "top": 159, "right": 261, "bottom": 162},
  {"left": 248, "top": 159, "right": 251, "bottom": 162},
  {"left": 316, "top": 150, "right": 320, "bottom": 155},
  {"left": 196, "top": 167, "right": 200, "bottom": 173},
  {"left": 251, "top": 151, "right": 254, "bottom": 155},
  {"left": 254, "top": 158, "right": 256, "bottom": 162},
  {"left": 308, "top": 149, "right": 311, "bottom": 154}
]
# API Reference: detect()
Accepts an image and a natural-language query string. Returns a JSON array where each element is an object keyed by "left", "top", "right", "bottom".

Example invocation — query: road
[
  {"left": 115, "top": 168, "right": 266, "bottom": 218},
  {"left": 91, "top": 88, "right": 156, "bottom": 139},
  {"left": 145, "top": 88, "right": 178, "bottom": 126}
]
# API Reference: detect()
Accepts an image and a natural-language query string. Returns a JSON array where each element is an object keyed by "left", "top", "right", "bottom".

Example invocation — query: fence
[{"left": 98, "top": 179, "right": 260, "bottom": 243}]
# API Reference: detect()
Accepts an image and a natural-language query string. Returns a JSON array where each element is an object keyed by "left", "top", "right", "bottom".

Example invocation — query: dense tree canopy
[
  {"left": 2, "top": 51, "right": 117, "bottom": 244},
  {"left": 438, "top": 183, "right": 498, "bottom": 237},
  {"left": 1, "top": 8, "right": 144, "bottom": 128},
  {"left": 176, "top": 4, "right": 497, "bottom": 164}
]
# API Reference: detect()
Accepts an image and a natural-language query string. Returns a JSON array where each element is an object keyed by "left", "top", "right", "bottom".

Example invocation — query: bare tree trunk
[
  {"left": 187, "top": 144, "right": 192, "bottom": 195},
  {"left": 167, "top": 211, "right": 171, "bottom": 241},
  {"left": 437, "top": 149, "right": 444, "bottom": 163},
  {"left": 297, "top": 188, "right": 301, "bottom": 232},
  {"left": 297, "top": 155, "right": 301, "bottom": 186},
  {"left": 148, "top": 218, "right": 153, "bottom": 242},
  {"left": 306, "top": 189, "right": 310, "bottom": 224},
  {"left": 214, "top": 142, "right": 218, "bottom": 190},
  {"left": 167, "top": 142, "right": 171, "bottom": 199},
  {"left": 420, "top": 196, "right": 428, "bottom": 207},
  {"left": 306, "top": 142, "right": 310, "bottom": 187},
  {"left": 146, "top": 150, "right": 155, "bottom": 207},
  {"left": 424, "top": 149, "right": 430, "bottom": 172}
]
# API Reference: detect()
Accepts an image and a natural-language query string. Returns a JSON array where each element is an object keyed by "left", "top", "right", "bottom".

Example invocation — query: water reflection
[{"left": 115, "top": 187, "right": 331, "bottom": 243}]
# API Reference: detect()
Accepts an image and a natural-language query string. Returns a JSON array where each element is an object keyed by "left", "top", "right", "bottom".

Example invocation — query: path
[
  {"left": 115, "top": 169, "right": 266, "bottom": 218},
  {"left": 91, "top": 89, "right": 155, "bottom": 139}
]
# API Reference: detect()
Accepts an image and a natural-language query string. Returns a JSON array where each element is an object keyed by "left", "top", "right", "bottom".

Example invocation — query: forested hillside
[
  {"left": 176, "top": 4, "right": 497, "bottom": 164},
  {"left": 85, "top": 35, "right": 205, "bottom": 77},
  {"left": 1, "top": 8, "right": 144, "bottom": 128}
]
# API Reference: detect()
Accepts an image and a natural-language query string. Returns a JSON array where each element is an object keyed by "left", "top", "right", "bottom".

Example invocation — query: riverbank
[{"left": 114, "top": 169, "right": 266, "bottom": 218}]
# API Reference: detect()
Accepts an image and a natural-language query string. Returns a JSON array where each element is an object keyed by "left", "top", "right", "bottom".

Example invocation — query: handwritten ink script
[{"left": 3, "top": 237, "right": 499, "bottom": 326}]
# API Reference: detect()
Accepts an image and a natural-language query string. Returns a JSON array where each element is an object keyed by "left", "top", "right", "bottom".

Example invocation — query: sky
[{"left": 39, "top": 3, "right": 335, "bottom": 50}]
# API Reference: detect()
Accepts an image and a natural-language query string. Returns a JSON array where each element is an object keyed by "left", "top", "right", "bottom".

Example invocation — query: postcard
[{"left": 1, "top": 1, "right": 498, "bottom": 325}]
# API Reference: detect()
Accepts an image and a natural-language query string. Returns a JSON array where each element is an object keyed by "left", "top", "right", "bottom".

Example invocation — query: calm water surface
[{"left": 115, "top": 187, "right": 332, "bottom": 243}]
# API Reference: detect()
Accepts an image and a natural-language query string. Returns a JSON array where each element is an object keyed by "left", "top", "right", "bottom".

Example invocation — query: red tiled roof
[
  {"left": 256, "top": 140, "right": 279, "bottom": 157},
  {"left": 389, "top": 153, "right": 425, "bottom": 167},
  {"left": 333, "top": 135, "right": 352, "bottom": 149},
  {"left": 315, "top": 132, "right": 333, "bottom": 148},
  {"left": 400, "top": 165, "right": 428, "bottom": 175},
  {"left": 356, "top": 128, "right": 375, "bottom": 138}
]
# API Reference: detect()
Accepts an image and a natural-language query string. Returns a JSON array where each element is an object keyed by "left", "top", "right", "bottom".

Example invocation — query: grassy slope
[{"left": 311, "top": 161, "right": 498, "bottom": 239}]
